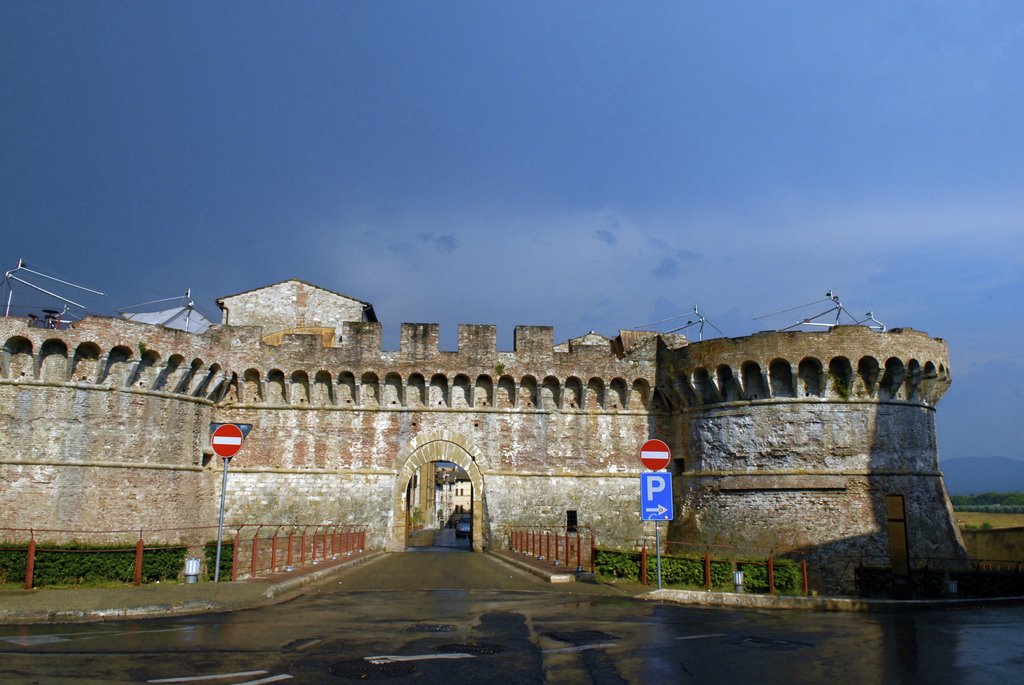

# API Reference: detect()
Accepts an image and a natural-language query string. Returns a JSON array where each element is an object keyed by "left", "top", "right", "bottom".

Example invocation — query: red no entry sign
[
  {"left": 211, "top": 423, "right": 244, "bottom": 458},
  {"left": 639, "top": 439, "right": 671, "bottom": 471}
]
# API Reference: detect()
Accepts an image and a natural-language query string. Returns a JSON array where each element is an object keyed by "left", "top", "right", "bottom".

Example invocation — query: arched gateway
[{"left": 391, "top": 432, "right": 486, "bottom": 551}]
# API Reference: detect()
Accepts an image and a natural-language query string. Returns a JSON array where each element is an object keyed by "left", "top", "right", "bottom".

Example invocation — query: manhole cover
[
  {"left": 329, "top": 659, "right": 416, "bottom": 679},
  {"left": 730, "top": 636, "right": 812, "bottom": 651},
  {"left": 435, "top": 641, "right": 506, "bottom": 655},
  {"left": 543, "top": 630, "right": 618, "bottom": 644},
  {"left": 404, "top": 623, "right": 456, "bottom": 633}
]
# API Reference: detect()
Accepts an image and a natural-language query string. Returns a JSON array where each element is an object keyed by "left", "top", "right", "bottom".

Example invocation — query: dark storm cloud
[
  {"left": 653, "top": 257, "right": 678, "bottom": 278},
  {"left": 417, "top": 233, "right": 459, "bottom": 253}
]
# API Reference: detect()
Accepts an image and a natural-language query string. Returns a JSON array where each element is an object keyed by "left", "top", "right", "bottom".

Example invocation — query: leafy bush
[
  {"left": 204, "top": 540, "right": 233, "bottom": 581},
  {"left": 950, "top": 492, "right": 1024, "bottom": 508},
  {"left": 954, "top": 505, "right": 1024, "bottom": 514},
  {"left": 0, "top": 547, "right": 30, "bottom": 584},
  {"left": 594, "top": 549, "right": 796, "bottom": 592},
  {"left": 594, "top": 549, "right": 640, "bottom": 580},
  {"left": 653, "top": 555, "right": 732, "bottom": 588},
  {"left": 3, "top": 542, "right": 188, "bottom": 587},
  {"left": 737, "top": 559, "right": 801, "bottom": 594}
]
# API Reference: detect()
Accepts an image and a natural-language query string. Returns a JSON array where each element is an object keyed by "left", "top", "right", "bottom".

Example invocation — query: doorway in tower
[{"left": 404, "top": 460, "right": 474, "bottom": 550}]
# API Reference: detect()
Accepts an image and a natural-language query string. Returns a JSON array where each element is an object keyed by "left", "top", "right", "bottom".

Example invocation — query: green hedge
[
  {"left": 0, "top": 546, "right": 30, "bottom": 584},
  {"left": 204, "top": 540, "right": 233, "bottom": 581},
  {"left": 1, "top": 542, "right": 192, "bottom": 587},
  {"left": 737, "top": 560, "right": 802, "bottom": 594},
  {"left": 594, "top": 549, "right": 801, "bottom": 593}
]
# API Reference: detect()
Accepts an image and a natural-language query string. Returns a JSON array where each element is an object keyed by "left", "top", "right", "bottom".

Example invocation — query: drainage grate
[
  {"left": 404, "top": 623, "right": 456, "bottom": 633},
  {"left": 543, "top": 630, "right": 618, "bottom": 644},
  {"left": 435, "top": 641, "right": 506, "bottom": 655},
  {"left": 329, "top": 659, "right": 416, "bottom": 679}
]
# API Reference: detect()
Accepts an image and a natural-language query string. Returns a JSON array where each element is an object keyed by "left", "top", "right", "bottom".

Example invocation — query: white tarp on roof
[{"left": 121, "top": 306, "right": 213, "bottom": 333}]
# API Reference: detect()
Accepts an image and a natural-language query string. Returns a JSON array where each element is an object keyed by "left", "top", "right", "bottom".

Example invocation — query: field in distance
[{"left": 955, "top": 512, "right": 1024, "bottom": 529}]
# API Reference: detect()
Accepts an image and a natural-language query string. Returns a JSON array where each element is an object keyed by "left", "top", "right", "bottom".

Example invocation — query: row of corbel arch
[
  {"left": 0, "top": 336, "right": 657, "bottom": 412},
  {"left": 231, "top": 368, "right": 653, "bottom": 412},
  {"left": 666, "top": 355, "right": 950, "bottom": 407},
  {"left": 1, "top": 337, "right": 228, "bottom": 399}
]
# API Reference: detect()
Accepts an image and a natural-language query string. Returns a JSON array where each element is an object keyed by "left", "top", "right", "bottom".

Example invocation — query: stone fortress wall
[
  {"left": 0, "top": 279, "right": 967, "bottom": 576},
  {"left": 657, "top": 327, "right": 965, "bottom": 582}
]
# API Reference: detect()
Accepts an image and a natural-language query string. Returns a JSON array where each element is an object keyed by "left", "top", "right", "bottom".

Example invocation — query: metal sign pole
[
  {"left": 214, "top": 457, "right": 230, "bottom": 582},
  {"left": 655, "top": 520, "right": 663, "bottom": 589}
]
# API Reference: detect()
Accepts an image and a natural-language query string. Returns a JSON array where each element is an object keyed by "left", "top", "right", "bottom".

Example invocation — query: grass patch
[{"left": 955, "top": 512, "right": 1024, "bottom": 530}]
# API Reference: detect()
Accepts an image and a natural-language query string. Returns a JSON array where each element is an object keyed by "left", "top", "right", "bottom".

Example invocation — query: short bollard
[
  {"left": 184, "top": 557, "right": 202, "bottom": 584},
  {"left": 733, "top": 570, "right": 745, "bottom": 593}
]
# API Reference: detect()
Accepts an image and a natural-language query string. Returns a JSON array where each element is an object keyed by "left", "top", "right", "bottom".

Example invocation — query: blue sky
[{"left": 2, "top": 2, "right": 1022, "bottom": 462}]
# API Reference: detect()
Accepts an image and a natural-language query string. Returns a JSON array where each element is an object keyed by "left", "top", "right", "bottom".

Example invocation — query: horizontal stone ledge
[
  {"left": 218, "top": 403, "right": 661, "bottom": 416},
  {"left": 0, "top": 379, "right": 216, "bottom": 405},
  {"left": 0, "top": 459, "right": 205, "bottom": 472},
  {"left": 680, "top": 398, "right": 936, "bottom": 412},
  {"left": 715, "top": 474, "right": 848, "bottom": 490},
  {"left": 229, "top": 467, "right": 392, "bottom": 476},
  {"left": 486, "top": 470, "right": 640, "bottom": 479},
  {"left": 679, "top": 469, "right": 944, "bottom": 480}
]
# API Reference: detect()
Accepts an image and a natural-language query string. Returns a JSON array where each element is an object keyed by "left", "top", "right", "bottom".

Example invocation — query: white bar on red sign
[
  {"left": 213, "top": 436, "right": 243, "bottom": 445},
  {"left": 641, "top": 450, "right": 667, "bottom": 458}
]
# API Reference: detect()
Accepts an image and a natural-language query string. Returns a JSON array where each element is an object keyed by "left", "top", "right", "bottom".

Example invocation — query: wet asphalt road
[{"left": 2, "top": 531, "right": 1023, "bottom": 684}]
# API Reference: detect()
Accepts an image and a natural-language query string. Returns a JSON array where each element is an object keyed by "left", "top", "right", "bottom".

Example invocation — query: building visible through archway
[
  {"left": 405, "top": 461, "right": 472, "bottom": 532},
  {"left": 392, "top": 432, "right": 485, "bottom": 552}
]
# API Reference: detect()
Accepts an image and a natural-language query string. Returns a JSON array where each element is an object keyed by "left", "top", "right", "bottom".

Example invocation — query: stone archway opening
[
  {"left": 404, "top": 460, "right": 474, "bottom": 550},
  {"left": 391, "top": 433, "right": 486, "bottom": 552}
]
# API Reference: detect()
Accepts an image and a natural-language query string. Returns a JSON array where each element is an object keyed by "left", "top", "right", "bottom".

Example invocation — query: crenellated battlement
[
  {"left": 1, "top": 313, "right": 952, "bottom": 414},
  {"left": 0, "top": 314, "right": 659, "bottom": 413}
]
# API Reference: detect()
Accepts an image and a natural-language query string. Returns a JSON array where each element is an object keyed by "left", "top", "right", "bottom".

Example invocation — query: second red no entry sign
[{"left": 639, "top": 439, "right": 671, "bottom": 471}]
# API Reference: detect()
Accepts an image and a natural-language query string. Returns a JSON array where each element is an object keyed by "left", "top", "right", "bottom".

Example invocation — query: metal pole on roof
[
  {"left": 4, "top": 277, "right": 12, "bottom": 318},
  {"left": 4, "top": 259, "right": 104, "bottom": 318}
]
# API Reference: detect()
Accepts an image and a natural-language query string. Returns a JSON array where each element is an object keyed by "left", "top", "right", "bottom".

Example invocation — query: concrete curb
[
  {"left": 645, "top": 588, "right": 1024, "bottom": 612},
  {"left": 0, "top": 551, "right": 386, "bottom": 625},
  {"left": 260, "top": 551, "right": 386, "bottom": 599},
  {"left": 489, "top": 551, "right": 576, "bottom": 583}
]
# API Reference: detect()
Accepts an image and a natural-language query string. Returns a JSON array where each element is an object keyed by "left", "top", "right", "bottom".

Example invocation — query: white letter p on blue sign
[{"left": 640, "top": 472, "right": 673, "bottom": 521}]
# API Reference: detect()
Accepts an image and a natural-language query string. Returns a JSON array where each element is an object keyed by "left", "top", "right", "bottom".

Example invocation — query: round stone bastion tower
[{"left": 658, "top": 325, "right": 966, "bottom": 589}]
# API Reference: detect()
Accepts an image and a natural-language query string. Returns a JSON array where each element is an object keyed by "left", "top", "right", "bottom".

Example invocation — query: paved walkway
[
  {"left": 3, "top": 533, "right": 1020, "bottom": 623},
  {"left": 0, "top": 550, "right": 383, "bottom": 624}
]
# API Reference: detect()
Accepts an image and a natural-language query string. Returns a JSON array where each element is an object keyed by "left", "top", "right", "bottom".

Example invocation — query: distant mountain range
[{"left": 939, "top": 457, "right": 1024, "bottom": 495}]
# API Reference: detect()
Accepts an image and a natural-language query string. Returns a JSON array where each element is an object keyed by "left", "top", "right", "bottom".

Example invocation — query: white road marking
[
  {"left": 148, "top": 671, "right": 268, "bottom": 683},
  {"left": 235, "top": 676, "right": 292, "bottom": 685},
  {"left": 543, "top": 642, "right": 617, "bottom": 654},
  {"left": 365, "top": 653, "right": 474, "bottom": 664},
  {"left": 293, "top": 638, "right": 322, "bottom": 651},
  {"left": 675, "top": 633, "right": 726, "bottom": 640},
  {"left": 2, "top": 626, "right": 193, "bottom": 647},
  {"left": 0, "top": 635, "right": 70, "bottom": 646}
]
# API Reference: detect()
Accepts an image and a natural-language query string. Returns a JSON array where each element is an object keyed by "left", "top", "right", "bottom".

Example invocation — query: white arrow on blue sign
[{"left": 640, "top": 472, "right": 673, "bottom": 521}]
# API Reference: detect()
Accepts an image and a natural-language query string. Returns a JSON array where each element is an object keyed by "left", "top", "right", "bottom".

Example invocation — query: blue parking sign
[{"left": 640, "top": 472, "right": 673, "bottom": 521}]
